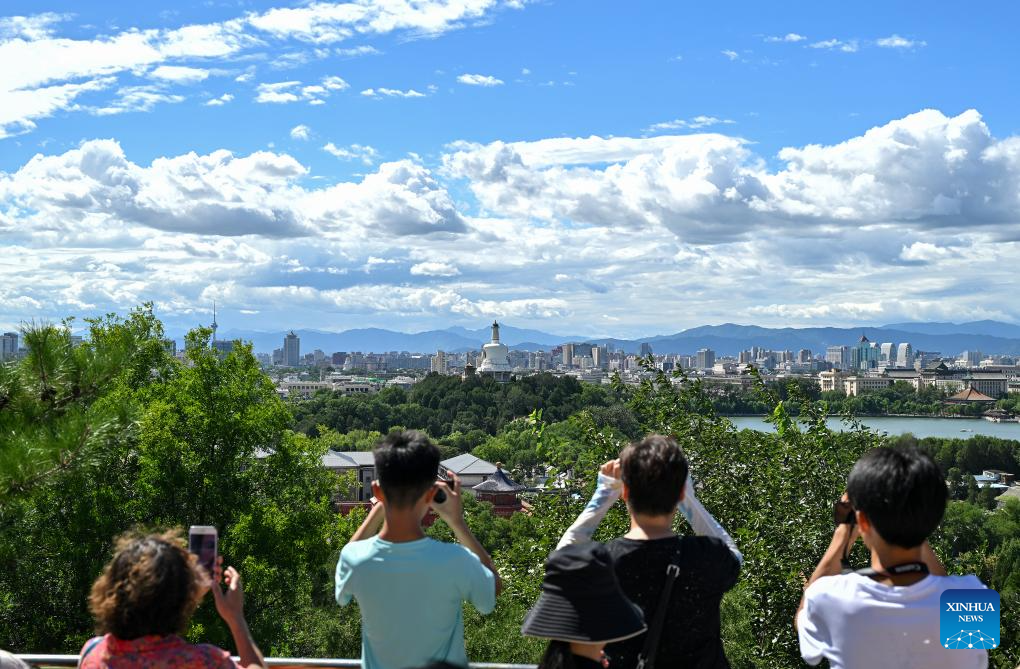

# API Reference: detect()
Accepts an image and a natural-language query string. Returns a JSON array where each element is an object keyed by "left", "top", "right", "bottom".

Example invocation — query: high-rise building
[
  {"left": 593, "top": 345, "right": 608, "bottom": 369},
  {"left": 562, "top": 343, "right": 574, "bottom": 368},
  {"left": 825, "top": 345, "right": 850, "bottom": 368},
  {"left": 896, "top": 343, "right": 914, "bottom": 368},
  {"left": 639, "top": 342, "right": 653, "bottom": 357},
  {"left": 850, "top": 335, "right": 880, "bottom": 371},
  {"left": 1, "top": 332, "right": 18, "bottom": 361},
  {"left": 272, "top": 348, "right": 284, "bottom": 366},
  {"left": 212, "top": 340, "right": 234, "bottom": 356},
  {"left": 696, "top": 348, "right": 716, "bottom": 370},
  {"left": 161, "top": 339, "right": 177, "bottom": 357},
  {"left": 960, "top": 350, "right": 983, "bottom": 367},
  {"left": 431, "top": 350, "right": 448, "bottom": 374},
  {"left": 284, "top": 331, "right": 300, "bottom": 367},
  {"left": 879, "top": 342, "right": 896, "bottom": 367},
  {"left": 797, "top": 349, "right": 812, "bottom": 364}
]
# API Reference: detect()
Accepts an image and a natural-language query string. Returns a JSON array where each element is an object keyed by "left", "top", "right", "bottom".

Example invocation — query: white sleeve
[
  {"left": 797, "top": 585, "right": 832, "bottom": 666},
  {"left": 555, "top": 473, "right": 622, "bottom": 550},
  {"left": 678, "top": 477, "right": 743, "bottom": 565}
]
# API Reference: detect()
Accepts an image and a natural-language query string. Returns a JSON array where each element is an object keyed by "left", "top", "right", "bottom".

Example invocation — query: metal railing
[{"left": 17, "top": 656, "right": 536, "bottom": 669}]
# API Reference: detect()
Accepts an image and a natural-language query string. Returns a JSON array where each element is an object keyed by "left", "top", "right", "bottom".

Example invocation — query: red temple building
[{"left": 472, "top": 465, "right": 526, "bottom": 517}]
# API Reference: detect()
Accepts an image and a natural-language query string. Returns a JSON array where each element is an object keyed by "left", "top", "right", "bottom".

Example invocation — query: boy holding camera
[
  {"left": 335, "top": 431, "right": 501, "bottom": 669},
  {"left": 557, "top": 434, "right": 743, "bottom": 668},
  {"left": 796, "top": 447, "right": 988, "bottom": 668}
]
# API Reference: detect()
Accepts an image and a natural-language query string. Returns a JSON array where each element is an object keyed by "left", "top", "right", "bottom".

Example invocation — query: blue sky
[{"left": 3, "top": 0, "right": 1020, "bottom": 338}]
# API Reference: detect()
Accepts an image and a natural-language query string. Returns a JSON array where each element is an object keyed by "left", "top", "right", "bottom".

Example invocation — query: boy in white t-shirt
[{"left": 795, "top": 447, "right": 988, "bottom": 669}]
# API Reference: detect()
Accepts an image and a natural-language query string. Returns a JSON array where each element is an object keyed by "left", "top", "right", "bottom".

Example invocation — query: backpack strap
[
  {"left": 77, "top": 636, "right": 103, "bottom": 669},
  {"left": 635, "top": 554, "right": 682, "bottom": 669}
]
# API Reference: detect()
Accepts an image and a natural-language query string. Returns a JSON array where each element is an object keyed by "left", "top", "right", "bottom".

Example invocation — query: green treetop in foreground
[{"left": 1, "top": 308, "right": 1018, "bottom": 668}]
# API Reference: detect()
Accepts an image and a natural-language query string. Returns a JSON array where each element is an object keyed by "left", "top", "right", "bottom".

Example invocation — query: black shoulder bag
[{"left": 635, "top": 558, "right": 682, "bottom": 669}]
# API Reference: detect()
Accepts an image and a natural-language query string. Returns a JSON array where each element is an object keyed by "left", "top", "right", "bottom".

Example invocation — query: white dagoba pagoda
[{"left": 477, "top": 321, "right": 512, "bottom": 383}]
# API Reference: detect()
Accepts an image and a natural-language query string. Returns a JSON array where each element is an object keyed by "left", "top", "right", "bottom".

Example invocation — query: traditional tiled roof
[
  {"left": 996, "top": 486, "right": 1020, "bottom": 505},
  {"left": 441, "top": 453, "right": 497, "bottom": 475},
  {"left": 947, "top": 387, "right": 997, "bottom": 402},
  {"left": 473, "top": 468, "right": 525, "bottom": 492},
  {"left": 322, "top": 450, "right": 375, "bottom": 468}
]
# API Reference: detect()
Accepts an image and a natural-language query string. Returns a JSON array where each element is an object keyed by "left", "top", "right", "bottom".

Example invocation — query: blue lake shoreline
[{"left": 725, "top": 415, "right": 1020, "bottom": 439}]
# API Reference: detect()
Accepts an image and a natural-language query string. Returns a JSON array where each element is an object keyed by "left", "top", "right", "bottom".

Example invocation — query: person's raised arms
[
  {"left": 211, "top": 558, "right": 265, "bottom": 669},
  {"left": 556, "top": 459, "right": 624, "bottom": 550},
  {"left": 432, "top": 472, "right": 503, "bottom": 596}
]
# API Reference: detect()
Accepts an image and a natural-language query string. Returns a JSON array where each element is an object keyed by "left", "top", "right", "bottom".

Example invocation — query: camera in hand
[
  {"left": 434, "top": 487, "right": 447, "bottom": 504},
  {"left": 832, "top": 499, "right": 856, "bottom": 526}
]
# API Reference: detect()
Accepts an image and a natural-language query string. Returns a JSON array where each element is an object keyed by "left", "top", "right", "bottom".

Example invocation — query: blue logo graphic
[{"left": 940, "top": 589, "right": 999, "bottom": 650}]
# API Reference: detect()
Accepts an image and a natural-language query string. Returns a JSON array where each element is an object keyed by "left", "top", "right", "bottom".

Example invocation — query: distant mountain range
[{"left": 171, "top": 320, "right": 1020, "bottom": 357}]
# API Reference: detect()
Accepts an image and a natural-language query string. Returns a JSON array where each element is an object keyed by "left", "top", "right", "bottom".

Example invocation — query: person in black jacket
[{"left": 557, "top": 435, "right": 742, "bottom": 669}]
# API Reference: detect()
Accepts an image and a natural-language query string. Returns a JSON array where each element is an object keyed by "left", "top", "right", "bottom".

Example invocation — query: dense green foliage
[
  {"left": 2, "top": 313, "right": 1019, "bottom": 667},
  {"left": 0, "top": 308, "right": 359, "bottom": 656},
  {"left": 291, "top": 372, "right": 625, "bottom": 439}
]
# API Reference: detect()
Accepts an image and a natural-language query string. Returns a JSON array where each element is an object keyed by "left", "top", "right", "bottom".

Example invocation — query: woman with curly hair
[{"left": 79, "top": 530, "right": 264, "bottom": 669}]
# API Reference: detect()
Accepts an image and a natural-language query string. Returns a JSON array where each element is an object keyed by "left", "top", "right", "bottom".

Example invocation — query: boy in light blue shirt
[{"left": 335, "top": 431, "right": 501, "bottom": 669}]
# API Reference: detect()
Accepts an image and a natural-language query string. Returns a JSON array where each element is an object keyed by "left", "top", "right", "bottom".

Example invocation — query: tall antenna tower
[{"left": 211, "top": 300, "right": 219, "bottom": 343}]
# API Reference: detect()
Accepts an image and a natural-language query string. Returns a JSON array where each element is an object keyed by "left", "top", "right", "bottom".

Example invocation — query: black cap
[{"left": 521, "top": 543, "right": 646, "bottom": 644}]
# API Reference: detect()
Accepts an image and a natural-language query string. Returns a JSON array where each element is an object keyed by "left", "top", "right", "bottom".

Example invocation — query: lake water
[{"left": 725, "top": 415, "right": 1020, "bottom": 440}]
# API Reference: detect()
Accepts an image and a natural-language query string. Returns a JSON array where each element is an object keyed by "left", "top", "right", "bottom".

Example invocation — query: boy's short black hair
[
  {"left": 847, "top": 446, "right": 947, "bottom": 548},
  {"left": 374, "top": 430, "right": 440, "bottom": 509},
  {"left": 620, "top": 434, "right": 689, "bottom": 516}
]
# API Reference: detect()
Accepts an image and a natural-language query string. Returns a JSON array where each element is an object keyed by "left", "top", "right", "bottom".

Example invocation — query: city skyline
[{"left": 4, "top": 1, "right": 1020, "bottom": 337}]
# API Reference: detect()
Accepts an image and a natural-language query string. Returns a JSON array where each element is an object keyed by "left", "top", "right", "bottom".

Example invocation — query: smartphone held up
[{"left": 189, "top": 525, "right": 217, "bottom": 575}]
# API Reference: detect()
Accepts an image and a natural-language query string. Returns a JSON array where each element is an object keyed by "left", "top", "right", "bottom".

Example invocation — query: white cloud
[
  {"left": 457, "top": 73, "right": 504, "bottom": 87},
  {"left": 336, "top": 45, "right": 381, "bottom": 57},
  {"left": 521, "top": 67, "right": 531, "bottom": 75},
  {"left": 255, "top": 81, "right": 302, "bottom": 103},
  {"left": 0, "top": 12, "right": 69, "bottom": 40},
  {"left": 206, "top": 283, "right": 570, "bottom": 321},
  {"left": 809, "top": 38, "right": 859, "bottom": 53},
  {"left": 1, "top": 139, "right": 311, "bottom": 237},
  {"left": 745, "top": 299, "right": 1009, "bottom": 326},
  {"left": 410, "top": 261, "right": 461, "bottom": 276},
  {"left": 1, "top": 140, "right": 472, "bottom": 243},
  {"left": 0, "top": 2, "right": 516, "bottom": 137},
  {"left": 290, "top": 124, "right": 312, "bottom": 140},
  {"left": 721, "top": 50, "right": 739, "bottom": 60},
  {"left": 443, "top": 109, "right": 1020, "bottom": 243},
  {"left": 247, "top": 0, "right": 506, "bottom": 44},
  {"left": 0, "top": 77, "right": 115, "bottom": 138},
  {"left": 205, "top": 93, "right": 234, "bottom": 106},
  {"left": 91, "top": 86, "right": 185, "bottom": 115},
  {"left": 765, "top": 33, "right": 806, "bottom": 43},
  {"left": 323, "top": 142, "right": 379, "bottom": 165},
  {"left": 322, "top": 75, "right": 349, "bottom": 90},
  {"left": 149, "top": 65, "right": 210, "bottom": 83},
  {"left": 6, "top": 108, "right": 1020, "bottom": 334},
  {"left": 647, "top": 115, "right": 735, "bottom": 131},
  {"left": 257, "top": 76, "right": 349, "bottom": 104},
  {"left": 361, "top": 87, "right": 426, "bottom": 98},
  {"left": 899, "top": 242, "right": 955, "bottom": 262},
  {"left": 877, "top": 34, "right": 926, "bottom": 49}
]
